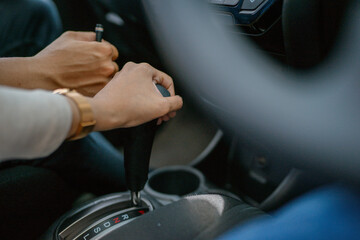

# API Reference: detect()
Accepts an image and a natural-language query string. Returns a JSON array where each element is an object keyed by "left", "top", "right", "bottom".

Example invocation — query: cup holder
[{"left": 144, "top": 166, "right": 205, "bottom": 204}]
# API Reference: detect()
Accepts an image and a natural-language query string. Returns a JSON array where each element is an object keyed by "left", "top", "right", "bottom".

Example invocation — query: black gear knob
[{"left": 124, "top": 85, "right": 170, "bottom": 205}]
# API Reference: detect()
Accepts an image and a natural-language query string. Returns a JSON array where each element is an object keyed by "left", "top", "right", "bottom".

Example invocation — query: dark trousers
[{"left": 0, "top": 0, "right": 62, "bottom": 57}]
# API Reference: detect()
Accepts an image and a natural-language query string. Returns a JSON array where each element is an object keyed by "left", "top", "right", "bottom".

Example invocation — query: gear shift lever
[{"left": 124, "top": 85, "right": 170, "bottom": 206}]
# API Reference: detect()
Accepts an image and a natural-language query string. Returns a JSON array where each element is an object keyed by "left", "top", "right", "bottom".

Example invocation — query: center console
[
  {"left": 44, "top": 86, "right": 264, "bottom": 240},
  {"left": 44, "top": 165, "right": 264, "bottom": 240},
  {"left": 46, "top": 192, "right": 156, "bottom": 240}
]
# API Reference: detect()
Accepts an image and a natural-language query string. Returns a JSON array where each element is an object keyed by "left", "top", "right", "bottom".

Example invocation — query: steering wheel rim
[{"left": 142, "top": 0, "right": 360, "bottom": 182}]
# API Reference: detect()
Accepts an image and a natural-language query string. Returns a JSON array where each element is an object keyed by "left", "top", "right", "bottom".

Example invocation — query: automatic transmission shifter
[{"left": 124, "top": 85, "right": 170, "bottom": 206}]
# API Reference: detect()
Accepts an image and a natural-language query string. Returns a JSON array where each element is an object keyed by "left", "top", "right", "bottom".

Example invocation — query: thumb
[{"left": 165, "top": 95, "right": 183, "bottom": 112}]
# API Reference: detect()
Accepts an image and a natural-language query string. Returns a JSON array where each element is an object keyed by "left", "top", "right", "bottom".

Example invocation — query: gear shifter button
[{"left": 131, "top": 191, "right": 141, "bottom": 206}]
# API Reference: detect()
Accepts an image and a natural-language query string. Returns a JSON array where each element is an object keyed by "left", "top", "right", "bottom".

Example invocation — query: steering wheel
[{"left": 142, "top": 0, "right": 360, "bottom": 183}]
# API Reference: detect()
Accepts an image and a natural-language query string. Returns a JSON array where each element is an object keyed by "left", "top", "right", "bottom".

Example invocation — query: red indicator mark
[
  {"left": 113, "top": 217, "right": 121, "bottom": 224},
  {"left": 138, "top": 210, "right": 145, "bottom": 215}
]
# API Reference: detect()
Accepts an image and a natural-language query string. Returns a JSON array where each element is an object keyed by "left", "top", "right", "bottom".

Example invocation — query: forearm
[
  {"left": 0, "top": 61, "right": 183, "bottom": 161},
  {"left": 0, "top": 57, "right": 58, "bottom": 90},
  {"left": 0, "top": 86, "right": 72, "bottom": 161}
]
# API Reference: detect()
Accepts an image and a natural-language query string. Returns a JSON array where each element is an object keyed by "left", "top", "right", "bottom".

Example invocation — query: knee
[
  {"left": 25, "top": 0, "right": 58, "bottom": 15},
  {"left": 0, "top": 0, "right": 62, "bottom": 56},
  {"left": 28, "top": 0, "right": 62, "bottom": 31},
  {"left": 10, "top": 0, "right": 62, "bottom": 39},
  {"left": 25, "top": 0, "right": 63, "bottom": 45}
]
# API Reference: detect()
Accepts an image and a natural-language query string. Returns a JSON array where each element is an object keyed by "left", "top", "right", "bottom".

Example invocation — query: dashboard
[{"left": 210, "top": 0, "right": 282, "bottom": 34}]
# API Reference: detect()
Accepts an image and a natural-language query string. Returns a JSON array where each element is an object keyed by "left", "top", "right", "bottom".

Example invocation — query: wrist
[
  {"left": 88, "top": 97, "right": 126, "bottom": 132},
  {"left": 30, "top": 55, "right": 59, "bottom": 90},
  {"left": 0, "top": 57, "right": 55, "bottom": 90},
  {"left": 54, "top": 89, "right": 96, "bottom": 140}
]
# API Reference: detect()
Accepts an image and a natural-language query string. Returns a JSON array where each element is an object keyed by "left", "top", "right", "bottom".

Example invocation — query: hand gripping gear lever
[{"left": 124, "top": 85, "right": 170, "bottom": 206}]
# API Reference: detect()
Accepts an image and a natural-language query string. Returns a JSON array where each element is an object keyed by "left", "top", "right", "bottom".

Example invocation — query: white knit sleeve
[{"left": 0, "top": 86, "right": 72, "bottom": 161}]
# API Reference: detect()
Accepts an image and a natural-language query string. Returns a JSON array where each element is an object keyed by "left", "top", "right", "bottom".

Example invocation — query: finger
[
  {"left": 112, "top": 62, "right": 119, "bottom": 76},
  {"left": 64, "top": 31, "right": 96, "bottom": 41},
  {"left": 138, "top": 63, "right": 157, "bottom": 77},
  {"left": 101, "top": 61, "right": 119, "bottom": 78},
  {"left": 162, "top": 112, "right": 175, "bottom": 121},
  {"left": 161, "top": 115, "right": 170, "bottom": 122},
  {"left": 169, "top": 112, "right": 177, "bottom": 118},
  {"left": 103, "top": 40, "right": 119, "bottom": 60},
  {"left": 166, "top": 95, "right": 183, "bottom": 112},
  {"left": 153, "top": 70, "right": 176, "bottom": 96},
  {"left": 157, "top": 118, "right": 162, "bottom": 125},
  {"left": 110, "top": 43, "right": 119, "bottom": 61},
  {"left": 137, "top": 63, "right": 176, "bottom": 96},
  {"left": 121, "top": 61, "right": 137, "bottom": 72}
]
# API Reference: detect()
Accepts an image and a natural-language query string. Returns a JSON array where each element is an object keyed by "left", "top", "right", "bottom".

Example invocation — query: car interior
[{"left": 0, "top": 0, "right": 358, "bottom": 239}]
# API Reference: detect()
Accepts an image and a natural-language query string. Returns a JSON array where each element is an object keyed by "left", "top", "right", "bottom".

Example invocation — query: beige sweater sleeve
[{"left": 0, "top": 86, "right": 72, "bottom": 161}]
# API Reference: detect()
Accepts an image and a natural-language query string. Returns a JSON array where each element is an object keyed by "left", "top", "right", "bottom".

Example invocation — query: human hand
[
  {"left": 88, "top": 62, "right": 183, "bottom": 131},
  {"left": 33, "top": 31, "right": 119, "bottom": 96}
]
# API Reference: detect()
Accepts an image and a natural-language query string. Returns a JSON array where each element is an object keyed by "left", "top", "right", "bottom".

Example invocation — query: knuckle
[
  {"left": 91, "top": 46, "right": 105, "bottom": 59},
  {"left": 159, "top": 100, "right": 170, "bottom": 114},
  {"left": 123, "top": 61, "right": 135, "bottom": 70},
  {"left": 95, "top": 44, "right": 112, "bottom": 57},
  {"left": 103, "top": 44, "right": 113, "bottom": 57},
  {"left": 178, "top": 99, "right": 183, "bottom": 109},
  {"left": 125, "top": 61, "right": 135, "bottom": 67},
  {"left": 139, "top": 62, "right": 151, "bottom": 70},
  {"left": 167, "top": 74, "right": 174, "bottom": 82},
  {"left": 113, "top": 63, "right": 119, "bottom": 72},
  {"left": 113, "top": 46, "right": 119, "bottom": 56},
  {"left": 101, "top": 63, "right": 115, "bottom": 76},
  {"left": 62, "top": 31, "right": 75, "bottom": 38}
]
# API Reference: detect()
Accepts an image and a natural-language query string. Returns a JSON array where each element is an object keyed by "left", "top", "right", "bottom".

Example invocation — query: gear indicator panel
[{"left": 75, "top": 208, "right": 148, "bottom": 240}]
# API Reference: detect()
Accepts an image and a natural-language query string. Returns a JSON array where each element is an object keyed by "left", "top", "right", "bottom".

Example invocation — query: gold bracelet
[{"left": 53, "top": 88, "right": 96, "bottom": 141}]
